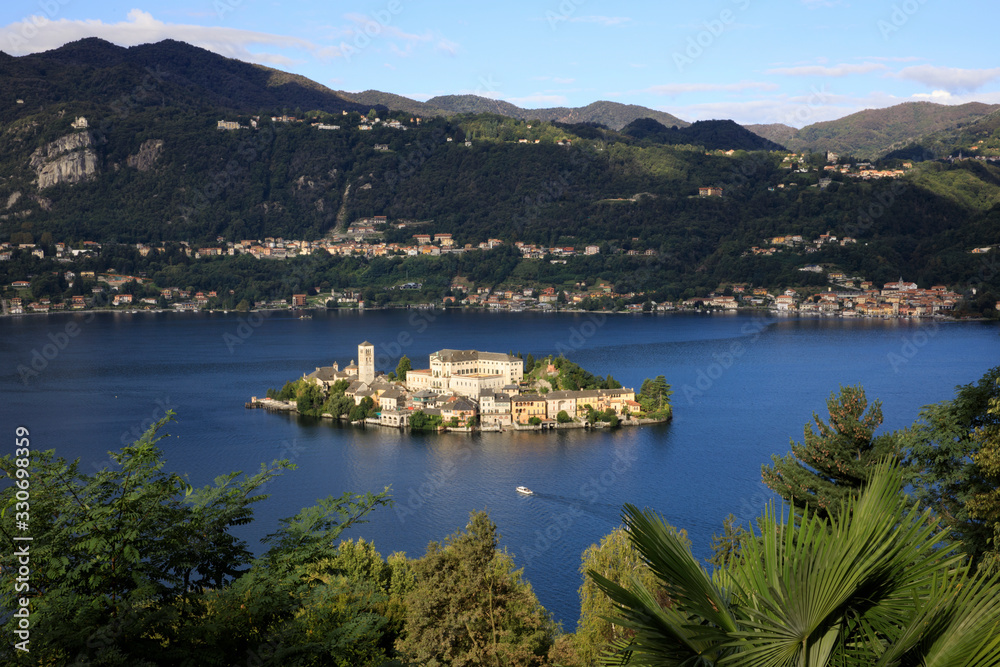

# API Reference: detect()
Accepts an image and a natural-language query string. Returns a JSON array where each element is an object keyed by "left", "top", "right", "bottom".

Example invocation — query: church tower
[{"left": 358, "top": 341, "right": 375, "bottom": 384}]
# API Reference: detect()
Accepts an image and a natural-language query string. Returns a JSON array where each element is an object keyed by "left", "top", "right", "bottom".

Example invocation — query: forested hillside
[{"left": 2, "top": 39, "right": 1000, "bottom": 298}]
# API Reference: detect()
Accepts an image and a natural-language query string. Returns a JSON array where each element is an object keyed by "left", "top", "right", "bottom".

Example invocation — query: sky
[{"left": 2, "top": 0, "right": 999, "bottom": 127}]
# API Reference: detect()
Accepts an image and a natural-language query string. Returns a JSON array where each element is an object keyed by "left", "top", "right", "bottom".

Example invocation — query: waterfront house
[{"left": 512, "top": 395, "right": 547, "bottom": 424}]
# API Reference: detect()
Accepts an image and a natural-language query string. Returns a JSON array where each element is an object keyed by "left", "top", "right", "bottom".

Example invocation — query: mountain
[
  {"left": 423, "top": 95, "right": 690, "bottom": 131},
  {"left": 623, "top": 118, "right": 786, "bottom": 151},
  {"left": 0, "top": 37, "right": 379, "bottom": 122},
  {"left": 745, "top": 102, "right": 1000, "bottom": 158},
  {"left": 1, "top": 38, "right": 999, "bottom": 301},
  {"left": 743, "top": 123, "right": 798, "bottom": 147},
  {"left": 338, "top": 90, "right": 448, "bottom": 117},
  {"left": 884, "top": 108, "right": 1000, "bottom": 160}
]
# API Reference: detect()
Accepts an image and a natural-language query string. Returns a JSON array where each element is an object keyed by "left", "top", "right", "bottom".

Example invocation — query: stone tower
[{"left": 358, "top": 341, "right": 375, "bottom": 384}]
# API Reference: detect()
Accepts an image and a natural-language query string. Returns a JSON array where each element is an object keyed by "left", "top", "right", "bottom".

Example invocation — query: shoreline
[
  {"left": 0, "top": 304, "right": 982, "bottom": 323},
  {"left": 245, "top": 397, "right": 671, "bottom": 433}
]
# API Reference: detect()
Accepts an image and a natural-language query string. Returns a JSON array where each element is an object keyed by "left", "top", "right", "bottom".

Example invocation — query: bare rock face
[
  {"left": 30, "top": 132, "right": 99, "bottom": 190},
  {"left": 6, "top": 191, "right": 21, "bottom": 209},
  {"left": 126, "top": 139, "right": 164, "bottom": 172}
]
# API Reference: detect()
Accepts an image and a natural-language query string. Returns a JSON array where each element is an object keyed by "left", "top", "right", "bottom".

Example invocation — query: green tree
[
  {"left": 902, "top": 367, "right": 1000, "bottom": 571},
  {"left": 591, "top": 462, "right": 1000, "bottom": 666},
  {"left": 956, "top": 378, "right": 1000, "bottom": 575},
  {"left": 0, "top": 414, "right": 394, "bottom": 665},
  {"left": 525, "top": 353, "right": 536, "bottom": 375},
  {"left": 397, "top": 511, "right": 556, "bottom": 666},
  {"left": 556, "top": 410, "right": 573, "bottom": 424},
  {"left": 574, "top": 526, "right": 687, "bottom": 666},
  {"left": 762, "top": 384, "right": 898, "bottom": 518},
  {"left": 707, "top": 513, "right": 751, "bottom": 570},
  {"left": 395, "top": 355, "right": 411, "bottom": 382}
]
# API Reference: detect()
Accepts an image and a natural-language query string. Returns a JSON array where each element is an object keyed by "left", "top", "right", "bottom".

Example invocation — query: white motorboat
[{"left": 516, "top": 486, "right": 533, "bottom": 495}]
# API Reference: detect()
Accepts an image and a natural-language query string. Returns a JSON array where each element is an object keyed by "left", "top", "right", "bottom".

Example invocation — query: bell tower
[{"left": 358, "top": 341, "right": 375, "bottom": 384}]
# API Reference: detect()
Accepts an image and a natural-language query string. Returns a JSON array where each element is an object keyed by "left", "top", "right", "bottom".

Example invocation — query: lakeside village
[
  {"left": 248, "top": 342, "right": 673, "bottom": 432},
  {"left": 3, "top": 223, "right": 990, "bottom": 318},
  {"left": 3, "top": 113, "right": 998, "bottom": 317}
]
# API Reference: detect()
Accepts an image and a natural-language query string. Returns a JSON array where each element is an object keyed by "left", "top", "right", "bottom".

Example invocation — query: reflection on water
[{"left": 2, "top": 310, "right": 996, "bottom": 626}]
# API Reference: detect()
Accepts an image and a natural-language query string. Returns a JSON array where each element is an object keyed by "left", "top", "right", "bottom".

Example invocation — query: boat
[{"left": 516, "top": 486, "right": 533, "bottom": 495}]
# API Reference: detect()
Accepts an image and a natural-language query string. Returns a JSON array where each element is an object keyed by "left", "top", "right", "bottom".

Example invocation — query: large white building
[{"left": 406, "top": 349, "right": 523, "bottom": 397}]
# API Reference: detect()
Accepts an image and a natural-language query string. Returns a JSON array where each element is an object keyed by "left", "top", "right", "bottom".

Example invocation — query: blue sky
[{"left": 2, "top": 0, "right": 999, "bottom": 127}]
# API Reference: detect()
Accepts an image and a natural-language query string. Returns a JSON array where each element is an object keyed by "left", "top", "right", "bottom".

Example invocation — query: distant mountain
[
  {"left": 623, "top": 118, "right": 785, "bottom": 151},
  {"left": 745, "top": 102, "right": 1000, "bottom": 158},
  {"left": 884, "top": 108, "right": 1000, "bottom": 160},
  {"left": 0, "top": 38, "right": 379, "bottom": 122},
  {"left": 337, "top": 90, "right": 447, "bottom": 117},
  {"left": 423, "top": 94, "right": 690, "bottom": 131},
  {"left": 743, "top": 123, "right": 798, "bottom": 147}
]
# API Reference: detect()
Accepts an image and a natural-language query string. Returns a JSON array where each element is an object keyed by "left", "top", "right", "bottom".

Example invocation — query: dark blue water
[{"left": 2, "top": 310, "right": 997, "bottom": 628}]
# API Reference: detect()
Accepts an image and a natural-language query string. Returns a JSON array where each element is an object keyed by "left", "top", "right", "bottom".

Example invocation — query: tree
[
  {"left": 761, "top": 384, "right": 898, "bottom": 518},
  {"left": 591, "top": 462, "right": 1000, "bottom": 666},
  {"left": 0, "top": 414, "right": 306, "bottom": 664},
  {"left": 902, "top": 367, "right": 1000, "bottom": 570},
  {"left": 397, "top": 511, "right": 556, "bottom": 666},
  {"left": 575, "top": 526, "right": 687, "bottom": 665},
  {"left": 529, "top": 416, "right": 542, "bottom": 426},
  {"left": 395, "top": 355, "right": 411, "bottom": 382},
  {"left": 556, "top": 410, "right": 573, "bottom": 424},
  {"left": 968, "top": 383, "right": 1000, "bottom": 575}
]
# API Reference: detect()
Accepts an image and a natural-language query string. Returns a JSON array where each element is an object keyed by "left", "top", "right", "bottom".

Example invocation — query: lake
[{"left": 2, "top": 309, "right": 997, "bottom": 628}]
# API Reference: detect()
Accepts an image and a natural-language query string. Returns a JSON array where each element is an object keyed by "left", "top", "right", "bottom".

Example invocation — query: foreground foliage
[
  {"left": 762, "top": 384, "right": 899, "bottom": 518},
  {"left": 592, "top": 462, "right": 1000, "bottom": 666},
  {"left": 902, "top": 366, "right": 1000, "bottom": 571}
]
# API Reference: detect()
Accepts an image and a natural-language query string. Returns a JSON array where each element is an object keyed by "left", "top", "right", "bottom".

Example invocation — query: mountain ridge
[{"left": 745, "top": 102, "right": 1000, "bottom": 158}]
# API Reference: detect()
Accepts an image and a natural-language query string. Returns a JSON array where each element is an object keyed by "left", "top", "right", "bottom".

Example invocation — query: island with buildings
[{"left": 248, "top": 342, "right": 673, "bottom": 431}]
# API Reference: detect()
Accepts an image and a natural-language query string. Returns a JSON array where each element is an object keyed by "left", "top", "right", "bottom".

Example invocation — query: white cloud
[
  {"left": 504, "top": 94, "right": 567, "bottom": 107},
  {"left": 767, "top": 63, "right": 888, "bottom": 77},
  {"left": 0, "top": 10, "right": 329, "bottom": 63},
  {"left": 644, "top": 81, "right": 779, "bottom": 96},
  {"left": 435, "top": 38, "right": 459, "bottom": 56},
  {"left": 912, "top": 90, "right": 952, "bottom": 101},
  {"left": 894, "top": 65, "right": 1000, "bottom": 93}
]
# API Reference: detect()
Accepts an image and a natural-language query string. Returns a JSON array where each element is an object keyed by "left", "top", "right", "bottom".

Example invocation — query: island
[{"left": 248, "top": 342, "right": 673, "bottom": 431}]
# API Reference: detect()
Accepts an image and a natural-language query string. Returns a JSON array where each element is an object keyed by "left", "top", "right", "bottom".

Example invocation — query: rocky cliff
[
  {"left": 126, "top": 139, "right": 164, "bottom": 172},
  {"left": 29, "top": 131, "right": 99, "bottom": 190}
]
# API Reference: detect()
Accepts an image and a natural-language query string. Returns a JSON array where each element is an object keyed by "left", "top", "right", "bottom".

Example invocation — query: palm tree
[{"left": 590, "top": 462, "right": 1000, "bottom": 666}]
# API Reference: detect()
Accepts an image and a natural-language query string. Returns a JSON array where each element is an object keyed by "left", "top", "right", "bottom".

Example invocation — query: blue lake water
[{"left": 2, "top": 309, "right": 997, "bottom": 628}]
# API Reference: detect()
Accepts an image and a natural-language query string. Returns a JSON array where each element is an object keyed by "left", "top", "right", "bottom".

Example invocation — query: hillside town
[
  {"left": 3, "top": 216, "right": 993, "bottom": 317},
  {"left": 249, "top": 342, "right": 654, "bottom": 432}
]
